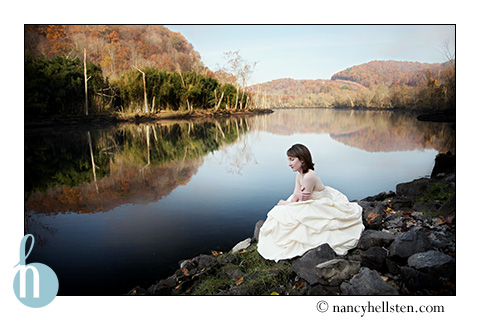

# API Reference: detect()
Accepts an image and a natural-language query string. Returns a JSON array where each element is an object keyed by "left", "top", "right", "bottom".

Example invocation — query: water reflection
[
  {"left": 24, "top": 109, "right": 455, "bottom": 295},
  {"left": 251, "top": 109, "right": 455, "bottom": 153},
  {"left": 25, "top": 109, "right": 454, "bottom": 216},
  {"left": 25, "top": 119, "right": 248, "bottom": 214}
]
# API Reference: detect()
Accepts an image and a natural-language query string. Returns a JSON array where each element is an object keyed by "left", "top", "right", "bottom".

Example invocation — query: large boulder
[
  {"left": 360, "top": 247, "right": 388, "bottom": 270},
  {"left": 252, "top": 220, "right": 264, "bottom": 242},
  {"left": 407, "top": 250, "right": 455, "bottom": 282},
  {"left": 438, "top": 194, "right": 456, "bottom": 216},
  {"left": 389, "top": 230, "right": 433, "bottom": 259},
  {"left": 292, "top": 243, "right": 338, "bottom": 285},
  {"left": 396, "top": 178, "right": 432, "bottom": 198},
  {"left": 357, "top": 230, "right": 397, "bottom": 250},
  {"left": 340, "top": 268, "right": 399, "bottom": 295},
  {"left": 315, "top": 259, "right": 361, "bottom": 286}
]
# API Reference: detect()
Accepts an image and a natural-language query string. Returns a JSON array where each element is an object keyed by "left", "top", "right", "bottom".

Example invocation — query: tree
[
  {"left": 134, "top": 66, "right": 148, "bottom": 113},
  {"left": 223, "top": 50, "right": 257, "bottom": 109}
]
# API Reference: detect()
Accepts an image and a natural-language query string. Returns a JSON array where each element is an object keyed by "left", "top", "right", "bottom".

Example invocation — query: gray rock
[
  {"left": 363, "top": 202, "right": 386, "bottom": 230},
  {"left": 340, "top": 268, "right": 399, "bottom": 295},
  {"left": 128, "top": 286, "right": 150, "bottom": 295},
  {"left": 316, "top": 259, "right": 361, "bottom": 286},
  {"left": 252, "top": 220, "right": 264, "bottom": 242},
  {"left": 149, "top": 275, "right": 176, "bottom": 295},
  {"left": 310, "top": 284, "right": 337, "bottom": 295},
  {"left": 400, "top": 266, "right": 441, "bottom": 292},
  {"left": 411, "top": 211, "right": 433, "bottom": 223},
  {"left": 396, "top": 178, "right": 431, "bottom": 198},
  {"left": 360, "top": 247, "right": 388, "bottom": 270},
  {"left": 389, "top": 230, "right": 433, "bottom": 259},
  {"left": 438, "top": 194, "right": 455, "bottom": 216},
  {"left": 357, "top": 230, "right": 396, "bottom": 250},
  {"left": 193, "top": 254, "right": 217, "bottom": 269},
  {"left": 223, "top": 265, "right": 244, "bottom": 280},
  {"left": 391, "top": 198, "right": 412, "bottom": 210},
  {"left": 231, "top": 238, "right": 251, "bottom": 253},
  {"left": 407, "top": 250, "right": 453, "bottom": 270},
  {"left": 413, "top": 201, "right": 438, "bottom": 214},
  {"left": 292, "top": 243, "right": 338, "bottom": 285},
  {"left": 357, "top": 200, "right": 374, "bottom": 212}
]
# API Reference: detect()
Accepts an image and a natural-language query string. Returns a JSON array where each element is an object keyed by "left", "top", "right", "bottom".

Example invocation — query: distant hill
[
  {"left": 250, "top": 78, "right": 365, "bottom": 95},
  {"left": 331, "top": 60, "right": 447, "bottom": 87},
  {"left": 25, "top": 25, "right": 204, "bottom": 78}
]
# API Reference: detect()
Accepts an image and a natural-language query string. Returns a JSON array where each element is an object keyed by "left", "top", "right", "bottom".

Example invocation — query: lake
[{"left": 24, "top": 108, "right": 455, "bottom": 295}]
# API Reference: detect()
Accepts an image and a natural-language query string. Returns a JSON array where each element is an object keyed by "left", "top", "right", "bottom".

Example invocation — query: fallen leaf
[
  {"left": 182, "top": 268, "right": 189, "bottom": 276},
  {"left": 381, "top": 276, "right": 389, "bottom": 282},
  {"left": 367, "top": 211, "right": 380, "bottom": 224},
  {"left": 211, "top": 251, "right": 219, "bottom": 257},
  {"left": 384, "top": 207, "right": 396, "bottom": 215},
  {"left": 293, "top": 281, "right": 304, "bottom": 289},
  {"left": 235, "top": 277, "right": 244, "bottom": 286},
  {"left": 270, "top": 291, "right": 279, "bottom": 295},
  {"left": 132, "top": 290, "right": 137, "bottom": 294},
  {"left": 186, "top": 288, "right": 192, "bottom": 294},
  {"left": 175, "top": 284, "right": 180, "bottom": 290}
]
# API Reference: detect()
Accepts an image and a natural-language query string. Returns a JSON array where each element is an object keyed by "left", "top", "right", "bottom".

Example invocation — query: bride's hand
[
  {"left": 300, "top": 187, "right": 311, "bottom": 201},
  {"left": 277, "top": 200, "right": 289, "bottom": 206}
]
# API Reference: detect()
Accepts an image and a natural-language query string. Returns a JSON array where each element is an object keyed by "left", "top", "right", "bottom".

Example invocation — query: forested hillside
[
  {"left": 25, "top": 25, "right": 204, "bottom": 78},
  {"left": 24, "top": 25, "right": 259, "bottom": 116},
  {"left": 250, "top": 60, "right": 455, "bottom": 111},
  {"left": 331, "top": 60, "right": 447, "bottom": 87}
]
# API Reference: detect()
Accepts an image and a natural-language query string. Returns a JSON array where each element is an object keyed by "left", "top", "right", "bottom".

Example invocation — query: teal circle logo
[{"left": 13, "top": 234, "right": 59, "bottom": 308}]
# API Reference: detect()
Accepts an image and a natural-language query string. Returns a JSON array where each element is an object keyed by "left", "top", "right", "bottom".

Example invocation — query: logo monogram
[{"left": 13, "top": 234, "right": 59, "bottom": 308}]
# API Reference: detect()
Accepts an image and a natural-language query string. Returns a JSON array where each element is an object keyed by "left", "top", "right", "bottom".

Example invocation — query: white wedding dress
[{"left": 257, "top": 186, "right": 364, "bottom": 262}]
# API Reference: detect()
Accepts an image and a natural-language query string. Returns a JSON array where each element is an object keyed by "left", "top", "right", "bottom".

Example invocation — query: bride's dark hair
[{"left": 287, "top": 144, "right": 315, "bottom": 173}]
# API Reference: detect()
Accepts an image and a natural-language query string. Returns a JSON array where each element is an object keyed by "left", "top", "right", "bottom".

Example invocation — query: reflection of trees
[
  {"left": 250, "top": 109, "right": 455, "bottom": 153},
  {"left": 25, "top": 119, "right": 248, "bottom": 214},
  {"left": 217, "top": 118, "right": 258, "bottom": 175},
  {"left": 24, "top": 211, "right": 57, "bottom": 247}
]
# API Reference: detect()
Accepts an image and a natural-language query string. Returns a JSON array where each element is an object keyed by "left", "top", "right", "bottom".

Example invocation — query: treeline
[
  {"left": 112, "top": 68, "right": 248, "bottom": 112},
  {"left": 25, "top": 52, "right": 252, "bottom": 115},
  {"left": 331, "top": 60, "right": 447, "bottom": 87},
  {"left": 252, "top": 61, "right": 455, "bottom": 112},
  {"left": 25, "top": 52, "right": 107, "bottom": 115}
]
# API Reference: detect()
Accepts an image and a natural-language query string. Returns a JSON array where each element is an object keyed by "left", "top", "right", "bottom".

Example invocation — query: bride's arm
[{"left": 298, "top": 172, "right": 318, "bottom": 201}]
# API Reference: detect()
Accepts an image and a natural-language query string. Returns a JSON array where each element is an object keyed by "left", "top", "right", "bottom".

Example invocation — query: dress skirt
[{"left": 257, "top": 186, "right": 364, "bottom": 262}]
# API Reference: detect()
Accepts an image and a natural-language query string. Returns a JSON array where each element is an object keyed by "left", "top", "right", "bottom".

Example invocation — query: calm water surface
[{"left": 24, "top": 108, "right": 455, "bottom": 295}]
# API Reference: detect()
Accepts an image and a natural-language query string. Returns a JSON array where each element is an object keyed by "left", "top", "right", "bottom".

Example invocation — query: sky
[{"left": 166, "top": 25, "right": 455, "bottom": 85}]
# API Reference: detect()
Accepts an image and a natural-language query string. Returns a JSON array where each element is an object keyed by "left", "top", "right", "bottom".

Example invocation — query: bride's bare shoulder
[{"left": 304, "top": 169, "right": 318, "bottom": 179}]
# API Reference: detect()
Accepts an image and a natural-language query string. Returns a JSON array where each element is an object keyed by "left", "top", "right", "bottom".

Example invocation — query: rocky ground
[{"left": 128, "top": 153, "right": 455, "bottom": 296}]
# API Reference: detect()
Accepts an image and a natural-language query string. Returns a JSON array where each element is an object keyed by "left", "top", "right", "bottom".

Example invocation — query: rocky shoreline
[{"left": 128, "top": 152, "right": 455, "bottom": 296}]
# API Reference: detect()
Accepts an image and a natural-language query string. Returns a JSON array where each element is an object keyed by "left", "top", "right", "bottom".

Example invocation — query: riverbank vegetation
[
  {"left": 25, "top": 25, "right": 261, "bottom": 120},
  {"left": 25, "top": 25, "right": 455, "bottom": 121},
  {"left": 250, "top": 57, "right": 455, "bottom": 113}
]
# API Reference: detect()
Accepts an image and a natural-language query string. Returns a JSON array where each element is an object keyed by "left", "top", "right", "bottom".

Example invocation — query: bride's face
[{"left": 288, "top": 156, "right": 303, "bottom": 173}]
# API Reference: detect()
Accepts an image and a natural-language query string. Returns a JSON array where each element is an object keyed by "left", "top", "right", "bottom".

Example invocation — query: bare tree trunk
[
  {"left": 84, "top": 48, "right": 91, "bottom": 115},
  {"left": 215, "top": 91, "right": 224, "bottom": 111},
  {"left": 134, "top": 66, "right": 148, "bottom": 113},
  {"left": 235, "top": 86, "right": 239, "bottom": 109}
]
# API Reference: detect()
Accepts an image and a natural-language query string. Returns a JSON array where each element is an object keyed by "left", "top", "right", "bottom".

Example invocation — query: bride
[{"left": 257, "top": 144, "right": 364, "bottom": 262}]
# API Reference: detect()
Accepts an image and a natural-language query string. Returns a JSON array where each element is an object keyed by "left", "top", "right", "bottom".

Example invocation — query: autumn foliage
[
  {"left": 25, "top": 25, "right": 203, "bottom": 78},
  {"left": 251, "top": 60, "right": 455, "bottom": 111}
]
